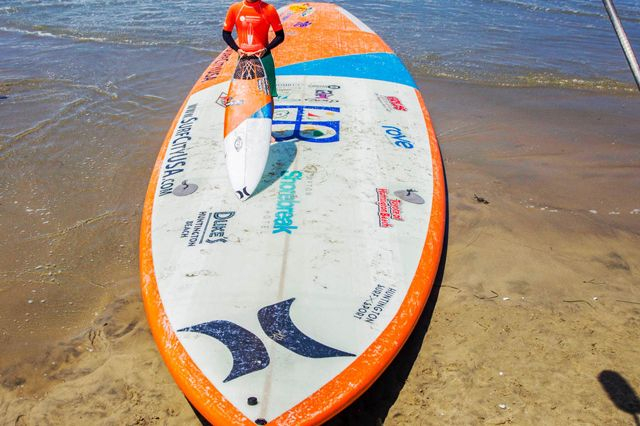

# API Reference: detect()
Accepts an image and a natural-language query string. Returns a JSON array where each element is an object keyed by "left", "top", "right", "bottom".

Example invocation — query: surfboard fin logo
[
  {"left": 178, "top": 298, "right": 354, "bottom": 382},
  {"left": 178, "top": 320, "right": 270, "bottom": 383},
  {"left": 259, "top": 298, "right": 355, "bottom": 358}
]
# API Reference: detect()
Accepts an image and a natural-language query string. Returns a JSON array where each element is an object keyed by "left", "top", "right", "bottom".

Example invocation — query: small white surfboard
[{"left": 223, "top": 56, "right": 273, "bottom": 200}]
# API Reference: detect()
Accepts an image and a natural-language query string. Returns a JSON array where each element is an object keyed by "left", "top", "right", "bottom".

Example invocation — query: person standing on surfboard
[{"left": 222, "top": 0, "right": 285, "bottom": 98}]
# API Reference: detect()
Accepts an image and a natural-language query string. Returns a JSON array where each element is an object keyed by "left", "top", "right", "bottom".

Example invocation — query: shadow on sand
[{"left": 598, "top": 370, "right": 640, "bottom": 426}]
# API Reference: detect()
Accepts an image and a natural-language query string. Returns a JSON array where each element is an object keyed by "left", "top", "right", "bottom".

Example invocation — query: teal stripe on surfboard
[
  {"left": 250, "top": 102, "right": 273, "bottom": 119},
  {"left": 276, "top": 53, "right": 417, "bottom": 88}
]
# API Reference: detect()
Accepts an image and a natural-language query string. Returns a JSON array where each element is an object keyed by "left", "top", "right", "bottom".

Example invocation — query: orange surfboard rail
[{"left": 139, "top": 3, "right": 446, "bottom": 424}]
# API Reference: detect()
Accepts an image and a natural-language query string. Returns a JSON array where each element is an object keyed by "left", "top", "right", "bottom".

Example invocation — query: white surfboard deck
[
  {"left": 150, "top": 74, "right": 435, "bottom": 421},
  {"left": 224, "top": 118, "right": 272, "bottom": 200},
  {"left": 141, "top": 3, "right": 446, "bottom": 424}
]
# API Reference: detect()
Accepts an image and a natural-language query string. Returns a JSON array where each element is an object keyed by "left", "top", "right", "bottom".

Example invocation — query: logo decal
[
  {"left": 376, "top": 188, "right": 403, "bottom": 227},
  {"left": 179, "top": 320, "right": 269, "bottom": 383},
  {"left": 202, "top": 49, "right": 233, "bottom": 83},
  {"left": 179, "top": 298, "right": 354, "bottom": 382},
  {"left": 257, "top": 77, "right": 270, "bottom": 95},
  {"left": 314, "top": 89, "right": 334, "bottom": 101},
  {"left": 216, "top": 92, "right": 228, "bottom": 107},
  {"left": 394, "top": 189, "right": 425, "bottom": 204},
  {"left": 273, "top": 105, "right": 340, "bottom": 143},
  {"left": 234, "top": 136, "right": 243, "bottom": 152},
  {"left": 180, "top": 211, "right": 236, "bottom": 246},
  {"left": 376, "top": 94, "right": 408, "bottom": 112},
  {"left": 275, "top": 84, "right": 340, "bottom": 104},
  {"left": 273, "top": 171, "right": 302, "bottom": 234},
  {"left": 236, "top": 186, "right": 251, "bottom": 200},
  {"left": 274, "top": 109, "right": 291, "bottom": 119},
  {"left": 216, "top": 92, "right": 244, "bottom": 108},
  {"left": 159, "top": 104, "right": 198, "bottom": 197},
  {"left": 289, "top": 3, "right": 314, "bottom": 16},
  {"left": 259, "top": 299, "right": 354, "bottom": 358},
  {"left": 172, "top": 180, "right": 198, "bottom": 197},
  {"left": 382, "top": 125, "right": 414, "bottom": 149},
  {"left": 309, "top": 84, "right": 340, "bottom": 90},
  {"left": 354, "top": 284, "right": 397, "bottom": 324}
]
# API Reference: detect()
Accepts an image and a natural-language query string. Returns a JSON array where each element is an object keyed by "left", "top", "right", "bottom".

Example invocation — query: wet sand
[{"left": 1, "top": 78, "right": 639, "bottom": 425}]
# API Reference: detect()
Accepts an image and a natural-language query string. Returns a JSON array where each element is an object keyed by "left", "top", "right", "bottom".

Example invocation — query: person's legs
[
  {"left": 260, "top": 53, "right": 277, "bottom": 143},
  {"left": 261, "top": 53, "right": 278, "bottom": 97}
]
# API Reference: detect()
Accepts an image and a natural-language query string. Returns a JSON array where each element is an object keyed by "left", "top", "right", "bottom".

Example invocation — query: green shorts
[{"left": 261, "top": 53, "right": 278, "bottom": 97}]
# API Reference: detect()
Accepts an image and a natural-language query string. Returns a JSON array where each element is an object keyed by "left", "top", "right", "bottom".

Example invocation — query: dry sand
[{"left": 1, "top": 79, "right": 639, "bottom": 425}]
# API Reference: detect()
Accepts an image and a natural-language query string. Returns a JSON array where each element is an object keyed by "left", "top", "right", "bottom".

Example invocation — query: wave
[
  {"left": 0, "top": 25, "right": 110, "bottom": 43},
  {"left": 510, "top": 71, "right": 637, "bottom": 92},
  {"left": 408, "top": 62, "right": 637, "bottom": 93},
  {"left": 1, "top": 77, "right": 120, "bottom": 100},
  {"left": 482, "top": 0, "right": 640, "bottom": 23},
  {"left": 0, "top": 96, "right": 91, "bottom": 159},
  {"left": 0, "top": 6, "right": 19, "bottom": 14},
  {"left": 0, "top": 24, "right": 216, "bottom": 53}
]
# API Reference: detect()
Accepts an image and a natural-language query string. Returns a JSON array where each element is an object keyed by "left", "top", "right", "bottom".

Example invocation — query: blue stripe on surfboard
[
  {"left": 276, "top": 53, "right": 417, "bottom": 88},
  {"left": 250, "top": 102, "right": 273, "bottom": 119}
]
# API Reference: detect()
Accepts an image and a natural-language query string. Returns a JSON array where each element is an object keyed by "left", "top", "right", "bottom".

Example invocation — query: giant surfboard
[{"left": 140, "top": 3, "right": 446, "bottom": 425}]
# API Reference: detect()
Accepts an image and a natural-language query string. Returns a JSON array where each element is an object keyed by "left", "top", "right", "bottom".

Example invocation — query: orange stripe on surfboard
[{"left": 223, "top": 70, "right": 272, "bottom": 137}]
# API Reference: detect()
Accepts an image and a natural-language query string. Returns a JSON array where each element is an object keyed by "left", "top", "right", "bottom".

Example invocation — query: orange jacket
[{"left": 223, "top": 1, "right": 283, "bottom": 52}]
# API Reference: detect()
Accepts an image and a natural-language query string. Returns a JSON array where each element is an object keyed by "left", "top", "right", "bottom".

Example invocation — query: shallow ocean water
[{"left": 2, "top": 0, "right": 639, "bottom": 90}]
